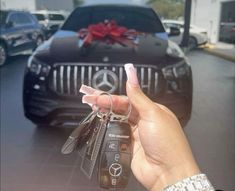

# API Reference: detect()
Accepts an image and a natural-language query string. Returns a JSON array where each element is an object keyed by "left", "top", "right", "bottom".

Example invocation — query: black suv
[
  {"left": 0, "top": 10, "right": 44, "bottom": 66},
  {"left": 23, "top": 4, "right": 192, "bottom": 127}
]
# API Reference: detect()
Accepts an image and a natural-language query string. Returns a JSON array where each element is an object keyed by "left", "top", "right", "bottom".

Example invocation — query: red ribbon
[{"left": 78, "top": 20, "right": 140, "bottom": 48}]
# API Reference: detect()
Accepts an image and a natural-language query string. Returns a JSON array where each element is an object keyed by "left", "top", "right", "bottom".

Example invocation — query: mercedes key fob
[{"left": 98, "top": 121, "right": 132, "bottom": 189}]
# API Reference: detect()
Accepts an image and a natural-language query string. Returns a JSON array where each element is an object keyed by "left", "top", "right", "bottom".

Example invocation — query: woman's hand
[{"left": 80, "top": 64, "right": 200, "bottom": 191}]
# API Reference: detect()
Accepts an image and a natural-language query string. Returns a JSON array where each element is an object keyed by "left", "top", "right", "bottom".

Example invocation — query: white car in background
[
  {"left": 32, "top": 10, "right": 68, "bottom": 39},
  {"left": 163, "top": 20, "right": 208, "bottom": 49}
]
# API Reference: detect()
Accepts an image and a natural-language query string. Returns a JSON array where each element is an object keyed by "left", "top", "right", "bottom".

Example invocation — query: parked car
[
  {"left": 163, "top": 20, "right": 208, "bottom": 49},
  {"left": 23, "top": 4, "right": 193, "bottom": 127},
  {"left": 0, "top": 10, "right": 44, "bottom": 66},
  {"left": 219, "top": 22, "right": 235, "bottom": 44},
  {"left": 32, "top": 10, "right": 67, "bottom": 39}
]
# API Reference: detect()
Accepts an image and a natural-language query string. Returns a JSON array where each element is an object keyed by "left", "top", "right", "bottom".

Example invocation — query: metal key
[
  {"left": 80, "top": 113, "right": 110, "bottom": 179},
  {"left": 61, "top": 110, "right": 97, "bottom": 155},
  {"left": 86, "top": 125, "right": 99, "bottom": 158}
]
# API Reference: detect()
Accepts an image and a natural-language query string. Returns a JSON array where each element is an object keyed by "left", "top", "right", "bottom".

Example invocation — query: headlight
[
  {"left": 41, "top": 65, "right": 51, "bottom": 76},
  {"left": 162, "top": 67, "right": 175, "bottom": 80},
  {"left": 27, "top": 56, "right": 50, "bottom": 76},
  {"left": 162, "top": 61, "right": 190, "bottom": 79},
  {"left": 28, "top": 56, "right": 41, "bottom": 74},
  {"left": 167, "top": 40, "right": 185, "bottom": 58}
]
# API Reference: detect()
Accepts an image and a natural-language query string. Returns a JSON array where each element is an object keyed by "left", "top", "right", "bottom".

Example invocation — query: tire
[
  {"left": 0, "top": 43, "right": 7, "bottom": 66},
  {"left": 188, "top": 36, "right": 198, "bottom": 50}
]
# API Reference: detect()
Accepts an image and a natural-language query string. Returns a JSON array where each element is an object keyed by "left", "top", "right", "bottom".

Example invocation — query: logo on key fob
[{"left": 109, "top": 163, "right": 123, "bottom": 177}]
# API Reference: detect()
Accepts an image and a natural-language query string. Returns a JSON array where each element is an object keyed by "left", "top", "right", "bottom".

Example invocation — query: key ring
[
  {"left": 96, "top": 92, "right": 132, "bottom": 121},
  {"left": 96, "top": 92, "right": 113, "bottom": 119},
  {"left": 109, "top": 95, "right": 132, "bottom": 122},
  {"left": 96, "top": 93, "right": 132, "bottom": 122}
]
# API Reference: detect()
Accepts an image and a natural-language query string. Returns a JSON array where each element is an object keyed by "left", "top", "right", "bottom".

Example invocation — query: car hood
[{"left": 36, "top": 30, "right": 170, "bottom": 65}]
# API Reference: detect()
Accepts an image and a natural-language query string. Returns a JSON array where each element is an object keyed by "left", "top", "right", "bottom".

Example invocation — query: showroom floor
[{"left": 1, "top": 50, "right": 235, "bottom": 191}]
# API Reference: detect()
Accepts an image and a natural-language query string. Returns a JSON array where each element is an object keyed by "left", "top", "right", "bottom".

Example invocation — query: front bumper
[
  {"left": 196, "top": 34, "right": 208, "bottom": 46},
  {"left": 24, "top": 87, "right": 192, "bottom": 127},
  {"left": 24, "top": 91, "right": 89, "bottom": 126}
]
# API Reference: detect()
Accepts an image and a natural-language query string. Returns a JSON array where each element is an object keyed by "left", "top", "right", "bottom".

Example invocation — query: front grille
[{"left": 49, "top": 63, "right": 160, "bottom": 96}]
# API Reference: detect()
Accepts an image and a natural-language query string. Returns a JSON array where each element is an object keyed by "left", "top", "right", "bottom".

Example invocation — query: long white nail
[
  {"left": 124, "top": 63, "right": 139, "bottom": 87},
  {"left": 82, "top": 95, "right": 92, "bottom": 107},
  {"left": 79, "top": 84, "right": 95, "bottom": 95}
]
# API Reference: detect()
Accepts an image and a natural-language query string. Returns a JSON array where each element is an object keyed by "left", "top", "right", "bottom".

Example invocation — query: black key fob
[{"left": 98, "top": 121, "right": 132, "bottom": 189}]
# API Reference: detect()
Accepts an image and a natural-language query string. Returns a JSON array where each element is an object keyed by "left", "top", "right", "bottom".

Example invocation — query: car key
[
  {"left": 80, "top": 113, "right": 110, "bottom": 179},
  {"left": 61, "top": 110, "right": 97, "bottom": 155},
  {"left": 86, "top": 125, "right": 100, "bottom": 158},
  {"left": 98, "top": 114, "right": 132, "bottom": 189}
]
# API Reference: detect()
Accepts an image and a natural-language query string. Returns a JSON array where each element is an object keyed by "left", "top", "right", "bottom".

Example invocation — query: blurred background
[{"left": 1, "top": 0, "right": 235, "bottom": 191}]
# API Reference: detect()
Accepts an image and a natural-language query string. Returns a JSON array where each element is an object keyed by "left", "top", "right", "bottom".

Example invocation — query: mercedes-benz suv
[{"left": 23, "top": 4, "right": 192, "bottom": 127}]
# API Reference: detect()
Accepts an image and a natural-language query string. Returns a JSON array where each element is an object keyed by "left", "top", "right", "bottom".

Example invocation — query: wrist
[{"left": 150, "top": 161, "right": 200, "bottom": 191}]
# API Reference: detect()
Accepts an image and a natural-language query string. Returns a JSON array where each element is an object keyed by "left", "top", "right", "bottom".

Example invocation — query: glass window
[
  {"left": 0, "top": 11, "right": 8, "bottom": 25},
  {"left": 62, "top": 7, "right": 91, "bottom": 31},
  {"left": 18, "top": 13, "right": 33, "bottom": 25},
  {"left": 164, "top": 23, "right": 183, "bottom": 30},
  {"left": 8, "top": 13, "right": 20, "bottom": 26},
  {"left": 34, "top": 14, "right": 46, "bottom": 21},
  {"left": 9, "top": 13, "right": 33, "bottom": 26},
  {"left": 178, "top": 24, "right": 184, "bottom": 29},
  {"left": 221, "top": 1, "right": 235, "bottom": 22},
  {"left": 62, "top": 6, "right": 165, "bottom": 33},
  {"left": 49, "top": 14, "right": 65, "bottom": 21},
  {"left": 163, "top": 23, "right": 171, "bottom": 28}
]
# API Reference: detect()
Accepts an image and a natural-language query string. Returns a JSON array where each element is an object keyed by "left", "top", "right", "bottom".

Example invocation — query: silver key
[
  {"left": 61, "top": 110, "right": 97, "bottom": 155},
  {"left": 80, "top": 113, "right": 110, "bottom": 179},
  {"left": 86, "top": 125, "right": 99, "bottom": 157}
]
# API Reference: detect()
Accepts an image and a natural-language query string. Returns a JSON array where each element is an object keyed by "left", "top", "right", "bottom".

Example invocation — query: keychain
[{"left": 61, "top": 93, "right": 132, "bottom": 190}]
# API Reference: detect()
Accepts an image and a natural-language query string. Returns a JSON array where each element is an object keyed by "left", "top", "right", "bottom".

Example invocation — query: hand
[{"left": 80, "top": 64, "right": 200, "bottom": 191}]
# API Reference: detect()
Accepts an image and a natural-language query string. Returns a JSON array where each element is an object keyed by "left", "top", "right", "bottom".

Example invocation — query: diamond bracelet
[{"left": 164, "top": 174, "right": 215, "bottom": 191}]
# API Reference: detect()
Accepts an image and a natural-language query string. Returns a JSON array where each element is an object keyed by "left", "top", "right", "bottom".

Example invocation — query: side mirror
[
  {"left": 168, "top": 26, "right": 181, "bottom": 37},
  {"left": 6, "top": 21, "right": 14, "bottom": 28}
]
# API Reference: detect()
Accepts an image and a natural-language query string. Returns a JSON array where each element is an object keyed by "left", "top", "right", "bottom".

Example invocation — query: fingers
[
  {"left": 80, "top": 85, "right": 130, "bottom": 115},
  {"left": 79, "top": 84, "right": 102, "bottom": 95},
  {"left": 82, "top": 94, "right": 130, "bottom": 114},
  {"left": 124, "top": 64, "right": 162, "bottom": 118},
  {"left": 80, "top": 85, "right": 139, "bottom": 124}
]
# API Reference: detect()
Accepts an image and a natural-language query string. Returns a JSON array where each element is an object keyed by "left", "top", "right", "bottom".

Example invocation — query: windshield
[
  {"left": 49, "top": 14, "right": 65, "bottom": 21},
  {"left": 62, "top": 6, "right": 165, "bottom": 33},
  {"left": 33, "top": 14, "right": 46, "bottom": 21},
  {"left": 0, "top": 11, "right": 8, "bottom": 25}
]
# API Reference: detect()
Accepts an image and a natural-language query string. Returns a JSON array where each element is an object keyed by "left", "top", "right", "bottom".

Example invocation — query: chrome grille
[{"left": 50, "top": 63, "right": 159, "bottom": 96}]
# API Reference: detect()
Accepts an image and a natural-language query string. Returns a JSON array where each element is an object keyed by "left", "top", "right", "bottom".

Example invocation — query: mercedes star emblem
[
  {"left": 109, "top": 163, "right": 122, "bottom": 177},
  {"left": 92, "top": 69, "right": 118, "bottom": 93}
]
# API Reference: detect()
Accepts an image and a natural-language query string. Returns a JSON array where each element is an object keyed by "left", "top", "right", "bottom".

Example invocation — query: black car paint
[
  {"left": 23, "top": 4, "right": 192, "bottom": 127},
  {"left": 0, "top": 10, "right": 44, "bottom": 61}
]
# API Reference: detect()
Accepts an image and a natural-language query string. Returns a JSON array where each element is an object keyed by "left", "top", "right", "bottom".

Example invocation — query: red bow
[{"left": 78, "top": 20, "right": 139, "bottom": 48}]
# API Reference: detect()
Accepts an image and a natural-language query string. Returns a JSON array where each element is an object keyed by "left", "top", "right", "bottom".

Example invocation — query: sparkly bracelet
[{"left": 164, "top": 174, "right": 215, "bottom": 191}]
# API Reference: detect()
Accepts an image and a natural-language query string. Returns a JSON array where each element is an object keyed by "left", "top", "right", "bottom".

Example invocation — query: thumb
[{"left": 124, "top": 64, "right": 157, "bottom": 117}]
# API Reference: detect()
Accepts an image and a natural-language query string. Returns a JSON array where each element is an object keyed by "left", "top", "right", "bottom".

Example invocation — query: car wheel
[
  {"left": 188, "top": 36, "right": 198, "bottom": 50},
  {"left": 36, "top": 36, "right": 44, "bottom": 47},
  {"left": 0, "top": 43, "right": 7, "bottom": 66}
]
